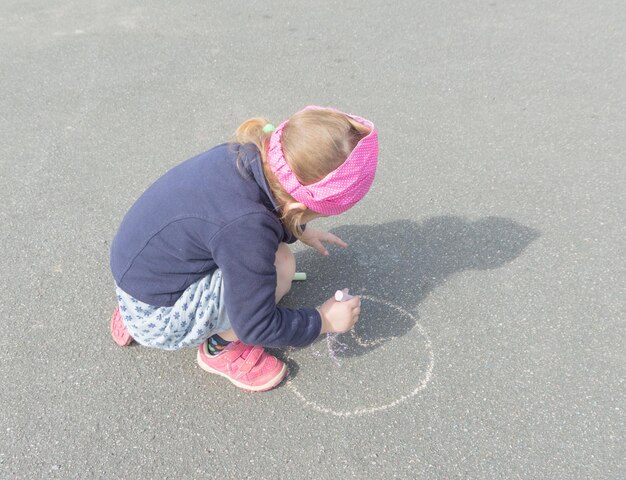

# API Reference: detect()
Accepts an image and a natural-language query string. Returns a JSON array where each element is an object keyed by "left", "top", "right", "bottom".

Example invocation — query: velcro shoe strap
[
  {"left": 219, "top": 341, "right": 248, "bottom": 363},
  {"left": 236, "top": 346, "right": 264, "bottom": 376}
]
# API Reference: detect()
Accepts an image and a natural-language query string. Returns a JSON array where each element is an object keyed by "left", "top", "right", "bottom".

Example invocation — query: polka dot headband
[{"left": 266, "top": 105, "right": 379, "bottom": 215}]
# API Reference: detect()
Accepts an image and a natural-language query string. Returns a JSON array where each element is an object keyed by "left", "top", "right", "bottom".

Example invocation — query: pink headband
[{"left": 266, "top": 105, "right": 378, "bottom": 215}]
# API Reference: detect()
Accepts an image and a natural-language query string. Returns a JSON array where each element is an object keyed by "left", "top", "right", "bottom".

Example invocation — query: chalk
[
  {"left": 293, "top": 272, "right": 307, "bottom": 281},
  {"left": 334, "top": 290, "right": 353, "bottom": 302}
]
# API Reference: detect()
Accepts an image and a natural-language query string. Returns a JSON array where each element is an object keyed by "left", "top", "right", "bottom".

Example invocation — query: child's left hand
[{"left": 300, "top": 227, "right": 348, "bottom": 256}]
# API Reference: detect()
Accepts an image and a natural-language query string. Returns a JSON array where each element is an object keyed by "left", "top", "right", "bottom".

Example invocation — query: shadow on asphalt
[{"left": 277, "top": 215, "right": 539, "bottom": 372}]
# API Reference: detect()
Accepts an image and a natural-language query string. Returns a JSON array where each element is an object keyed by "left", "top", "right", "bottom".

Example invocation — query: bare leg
[
  {"left": 218, "top": 328, "right": 239, "bottom": 342},
  {"left": 273, "top": 242, "right": 296, "bottom": 303},
  {"left": 216, "top": 243, "right": 295, "bottom": 342}
]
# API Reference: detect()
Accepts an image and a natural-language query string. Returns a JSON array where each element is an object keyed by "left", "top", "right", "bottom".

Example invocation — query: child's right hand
[{"left": 317, "top": 290, "right": 361, "bottom": 334}]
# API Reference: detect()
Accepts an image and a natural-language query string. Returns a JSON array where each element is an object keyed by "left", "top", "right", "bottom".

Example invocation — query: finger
[
  {"left": 311, "top": 239, "right": 329, "bottom": 256},
  {"left": 323, "top": 232, "right": 348, "bottom": 248},
  {"left": 347, "top": 295, "right": 360, "bottom": 306}
]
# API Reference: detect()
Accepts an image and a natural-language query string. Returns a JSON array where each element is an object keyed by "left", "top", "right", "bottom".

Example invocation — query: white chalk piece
[
  {"left": 334, "top": 290, "right": 353, "bottom": 302},
  {"left": 293, "top": 272, "right": 307, "bottom": 281}
]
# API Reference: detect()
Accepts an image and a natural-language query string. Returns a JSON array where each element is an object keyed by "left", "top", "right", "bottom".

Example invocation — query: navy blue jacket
[{"left": 110, "top": 143, "right": 321, "bottom": 347}]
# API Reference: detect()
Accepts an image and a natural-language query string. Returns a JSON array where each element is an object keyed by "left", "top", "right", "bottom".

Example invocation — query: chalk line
[{"left": 286, "top": 295, "right": 434, "bottom": 417}]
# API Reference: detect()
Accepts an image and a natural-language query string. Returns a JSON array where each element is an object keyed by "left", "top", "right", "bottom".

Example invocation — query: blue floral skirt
[{"left": 115, "top": 270, "right": 230, "bottom": 350}]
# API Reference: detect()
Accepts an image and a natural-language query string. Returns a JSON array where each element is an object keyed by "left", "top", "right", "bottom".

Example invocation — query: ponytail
[
  {"left": 234, "top": 117, "right": 270, "bottom": 150},
  {"left": 232, "top": 118, "right": 307, "bottom": 240}
]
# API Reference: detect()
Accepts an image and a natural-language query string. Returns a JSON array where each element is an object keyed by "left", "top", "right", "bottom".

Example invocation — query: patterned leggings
[{"left": 115, "top": 270, "right": 230, "bottom": 350}]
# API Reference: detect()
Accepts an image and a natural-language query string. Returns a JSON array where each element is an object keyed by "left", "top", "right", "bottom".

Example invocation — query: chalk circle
[{"left": 285, "top": 295, "right": 434, "bottom": 417}]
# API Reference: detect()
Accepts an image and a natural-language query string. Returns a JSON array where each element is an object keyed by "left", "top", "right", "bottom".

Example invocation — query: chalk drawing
[
  {"left": 325, "top": 332, "right": 349, "bottom": 366},
  {"left": 286, "top": 295, "right": 434, "bottom": 417}
]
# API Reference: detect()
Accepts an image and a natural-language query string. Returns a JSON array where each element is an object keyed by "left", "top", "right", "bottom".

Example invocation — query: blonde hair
[{"left": 232, "top": 108, "right": 370, "bottom": 239}]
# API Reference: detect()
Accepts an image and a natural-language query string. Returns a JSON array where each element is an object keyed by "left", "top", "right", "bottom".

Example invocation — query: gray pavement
[{"left": 1, "top": 0, "right": 624, "bottom": 478}]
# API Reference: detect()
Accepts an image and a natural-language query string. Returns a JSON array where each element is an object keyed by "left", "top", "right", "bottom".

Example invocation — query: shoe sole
[{"left": 196, "top": 349, "right": 288, "bottom": 392}]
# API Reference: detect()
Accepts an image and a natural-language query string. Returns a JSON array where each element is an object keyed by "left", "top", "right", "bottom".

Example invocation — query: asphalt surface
[{"left": 1, "top": 1, "right": 624, "bottom": 478}]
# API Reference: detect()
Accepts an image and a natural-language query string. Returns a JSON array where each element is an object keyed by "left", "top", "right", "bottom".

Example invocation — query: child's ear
[{"left": 283, "top": 202, "right": 307, "bottom": 212}]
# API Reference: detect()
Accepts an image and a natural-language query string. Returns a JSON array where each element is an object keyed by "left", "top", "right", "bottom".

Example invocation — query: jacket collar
[{"left": 238, "top": 143, "right": 281, "bottom": 214}]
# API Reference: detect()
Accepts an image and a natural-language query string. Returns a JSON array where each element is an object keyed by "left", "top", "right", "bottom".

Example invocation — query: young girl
[{"left": 110, "top": 105, "right": 378, "bottom": 392}]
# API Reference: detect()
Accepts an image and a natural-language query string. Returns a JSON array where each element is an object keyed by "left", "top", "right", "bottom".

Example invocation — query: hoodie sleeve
[{"left": 210, "top": 213, "right": 321, "bottom": 348}]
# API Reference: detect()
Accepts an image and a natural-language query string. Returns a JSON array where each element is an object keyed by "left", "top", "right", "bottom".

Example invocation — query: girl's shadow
[{"left": 278, "top": 215, "right": 539, "bottom": 364}]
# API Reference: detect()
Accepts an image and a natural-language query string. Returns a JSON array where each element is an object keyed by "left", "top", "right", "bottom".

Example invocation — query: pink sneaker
[
  {"left": 197, "top": 341, "right": 287, "bottom": 392},
  {"left": 110, "top": 307, "right": 134, "bottom": 347}
]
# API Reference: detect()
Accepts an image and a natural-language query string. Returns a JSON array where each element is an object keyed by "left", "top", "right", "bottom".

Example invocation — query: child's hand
[
  {"left": 300, "top": 227, "right": 348, "bottom": 256},
  {"left": 317, "top": 290, "right": 361, "bottom": 334}
]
